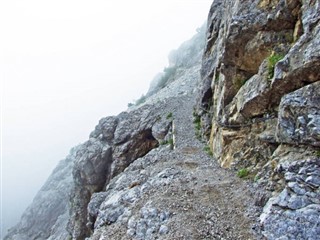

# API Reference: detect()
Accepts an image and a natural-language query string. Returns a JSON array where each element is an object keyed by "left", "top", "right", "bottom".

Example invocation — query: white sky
[{"left": 0, "top": 0, "right": 212, "bottom": 236}]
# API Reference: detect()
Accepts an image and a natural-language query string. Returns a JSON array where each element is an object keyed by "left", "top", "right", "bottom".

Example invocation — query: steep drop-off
[{"left": 5, "top": 1, "right": 320, "bottom": 239}]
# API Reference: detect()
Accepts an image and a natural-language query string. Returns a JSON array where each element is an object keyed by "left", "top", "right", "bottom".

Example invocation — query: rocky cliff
[
  {"left": 196, "top": 0, "right": 320, "bottom": 238},
  {"left": 5, "top": 1, "right": 320, "bottom": 240}
]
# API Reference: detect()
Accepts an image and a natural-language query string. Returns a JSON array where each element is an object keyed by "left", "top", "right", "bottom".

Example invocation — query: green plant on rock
[
  {"left": 160, "top": 138, "right": 174, "bottom": 149},
  {"left": 195, "top": 121, "right": 201, "bottom": 131},
  {"left": 315, "top": 150, "right": 320, "bottom": 157},
  {"left": 237, "top": 168, "right": 249, "bottom": 178},
  {"left": 234, "top": 76, "right": 249, "bottom": 90},
  {"left": 168, "top": 138, "right": 174, "bottom": 147},
  {"left": 267, "top": 52, "right": 285, "bottom": 79},
  {"left": 166, "top": 112, "right": 173, "bottom": 119},
  {"left": 214, "top": 72, "right": 220, "bottom": 84},
  {"left": 193, "top": 111, "right": 202, "bottom": 139},
  {"left": 160, "top": 140, "right": 168, "bottom": 145},
  {"left": 203, "top": 145, "right": 213, "bottom": 156},
  {"left": 254, "top": 175, "right": 260, "bottom": 182},
  {"left": 193, "top": 114, "right": 201, "bottom": 127}
]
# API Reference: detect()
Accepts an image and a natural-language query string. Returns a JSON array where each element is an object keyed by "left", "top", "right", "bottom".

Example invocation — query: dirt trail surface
[{"left": 89, "top": 78, "right": 263, "bottom": 240}]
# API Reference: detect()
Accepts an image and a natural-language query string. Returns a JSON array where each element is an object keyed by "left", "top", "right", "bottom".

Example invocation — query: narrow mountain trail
[
  {"left": 89, "top": 86, "right": 263, "bottom": 240},
  {"left": 145, "top": 93, "right": 261, "bottom": 239}
]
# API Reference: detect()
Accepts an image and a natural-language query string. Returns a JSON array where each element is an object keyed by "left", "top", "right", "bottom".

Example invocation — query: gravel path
[
  {"left": 143, "top": 94, "right": 261, "bottom": 239},
  {"left": 89, "top": 66, "right": 263, "bottom": 240}
]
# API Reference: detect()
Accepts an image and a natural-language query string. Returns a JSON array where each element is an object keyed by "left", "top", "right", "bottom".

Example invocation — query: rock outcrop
[
  {"left": 67, "top": 104, "right": 172, "bottom": 239},
  {"left": 5, "top": 1, "right": 320, "bottom": 240},
  {"left": 196, "top": 0, "right": 320, "bottom": 239}
]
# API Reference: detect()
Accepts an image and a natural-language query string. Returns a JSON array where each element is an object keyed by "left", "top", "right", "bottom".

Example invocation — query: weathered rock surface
[
  {"left": 197, "top": 0, "right": 319, "bottom": 163},
  {"left": 277, "top": 81, "right": 320, "bottom": 147},
  {"left": 261, "top": 158, "right": 320, "bottom": 239},
  {"left": 68, "top": 104, "right": 171, "bottom": 239},
  {"left": 196, "top": 0, "right": 320, "bottom": 239}
]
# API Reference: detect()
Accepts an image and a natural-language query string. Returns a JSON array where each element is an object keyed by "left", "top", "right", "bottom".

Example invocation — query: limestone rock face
[
  {"left": 197, "top": 0, "right": 320, "bottom": 167},
  {"left": 196, "top": 0, "right": 320, "bottom": 239},
  {"left": 67, "top": 104, "right": 170, "bottom": 239},
  {"left": 277, "top": 81, "right": 320, "bottom": 147},
  {"left": 260, "top": 159, "right": 320, "bottom": 239},
  {"left": 68, "top": 139, "right": 113, "bottom": 239}
]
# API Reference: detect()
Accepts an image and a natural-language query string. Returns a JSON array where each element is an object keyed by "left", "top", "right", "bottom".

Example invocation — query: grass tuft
[
  {"left": 267, "top": 52, "right": 285, "bottom": 79},
  {"left": 166, "top": 112, "right": 173, "bottom": 119},
  {"left": 237, "top": 168, "right": 249, "bottom": 178},
  {"left": 203, "top": 145, "right": 213, "bottom": 156}
]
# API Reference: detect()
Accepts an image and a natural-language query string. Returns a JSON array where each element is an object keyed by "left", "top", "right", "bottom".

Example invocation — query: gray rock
[
  {"left": 159, "top": 225, "right": 169, "bottom": 235},
  {"left": 287, "top": 182, "right": 306, "bottom": 195},
  {"left": 67, "top": 102, "right": 173, "bottom": 239},
  {"left": 89, "top": 116, "right": 118, "bottom": 142},
  {"left": 276, "top": 81, "right": 320, "bottom": 147},
  {"left": 127, "top": 228, "right": 135, "bottom": 237},
  {"left": 305, "top": 175, "right": 320, "bottom": 187},
  {"left": 261, "top": 159, "right": 320, "bottom": 239},
  {"left": 135, "top": 220, "right": 147, "bottom": 238},
  {"left": 159, "top": 211, "right": 170, "bottom": 222},
  {"left": 141, "top": 207, "right": 158, "bottom": 219}
]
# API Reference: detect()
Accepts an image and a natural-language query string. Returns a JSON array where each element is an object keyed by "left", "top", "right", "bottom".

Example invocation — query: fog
[{"left": 0, "top": 0, "right": 212, "bottom": 237}]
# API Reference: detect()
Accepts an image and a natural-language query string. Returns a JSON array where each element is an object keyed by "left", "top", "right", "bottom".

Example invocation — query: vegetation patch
[
  {"left": 193, "top": 111, "right": 202, "bottom": 140},
  {"left": 214, "top": 72, "right": 220, "bottom": 84},
  {"left": 254, "top": 175, "right": 260, "bottom": 182},
  {"left": 237, "top": 168, "right": 249, "bottom": 178},
  {"left": 234, "top": 76, "right": 249, "bottom": 90},
  {"left": 267, "top": 52, "right": 285, "bottom": 79},
  {"left": 203, "top": 145, "right": 213, "bottom": 157},
  {"left": 160, "top": 138, "right": 174, "bottom": 149},
  {"left": 166, "top": 112, "right": 173, "bottom": 119}
]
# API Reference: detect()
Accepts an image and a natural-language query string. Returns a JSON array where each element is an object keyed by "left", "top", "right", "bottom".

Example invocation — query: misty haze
[{"left": 1, "top": 0, "right": 212, "bottom": 238}]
